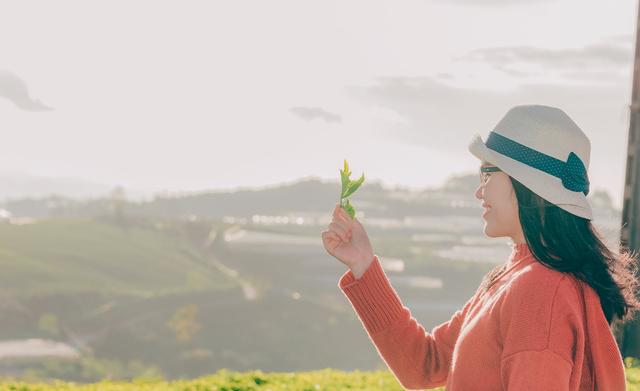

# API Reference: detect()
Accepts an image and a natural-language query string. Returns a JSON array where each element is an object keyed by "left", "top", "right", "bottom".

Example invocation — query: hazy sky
[{"left": 1, "top": 0, "right": 637, "bottom": 208}]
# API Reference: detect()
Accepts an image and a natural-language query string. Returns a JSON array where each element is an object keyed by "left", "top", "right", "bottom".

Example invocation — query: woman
[{"left": 321, "top": 105, "right": 640, "bottom": 390}]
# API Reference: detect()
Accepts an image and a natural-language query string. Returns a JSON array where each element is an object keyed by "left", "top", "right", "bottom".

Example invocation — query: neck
[
  {"left": 506, "top": 242, "right": 535, "bottom": 268},
  {"left": 511, "top": 232, "right": 526, "bottom": 245}
]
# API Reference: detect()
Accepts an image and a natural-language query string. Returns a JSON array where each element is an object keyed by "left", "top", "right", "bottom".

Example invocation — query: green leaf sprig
[{"left": 339, "top": 159, "right": 365, "bottom": 219}]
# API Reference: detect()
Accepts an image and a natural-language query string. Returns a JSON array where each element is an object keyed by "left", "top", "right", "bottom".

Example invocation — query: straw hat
[{"left": 468, "top": 104, "right": 593, "bottom": 220}]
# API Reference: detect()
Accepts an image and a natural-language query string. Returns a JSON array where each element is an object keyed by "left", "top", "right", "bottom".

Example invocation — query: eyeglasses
[{"left": 479, "top": 166, "right": 502, "bottom": 186}]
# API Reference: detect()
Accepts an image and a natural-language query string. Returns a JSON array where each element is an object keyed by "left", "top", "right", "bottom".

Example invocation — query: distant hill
[
  {"left": 0, "top": 176, "right": 623, "bottom": 381},
  {"left": 0, "top": 172, "right": 152, "bottom": 202},
  {"left": 0, "top": 175, "right": 621, "bottom": 221}
]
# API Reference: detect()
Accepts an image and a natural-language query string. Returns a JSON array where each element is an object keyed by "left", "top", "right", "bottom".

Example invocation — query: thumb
[{"left": 353, "top": 217, "right": 362, "bottom": 228}]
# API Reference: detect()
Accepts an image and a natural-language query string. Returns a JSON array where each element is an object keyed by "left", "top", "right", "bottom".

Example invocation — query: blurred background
[{"left": 0, "top": 0, "right": 634, "bottom": 382}]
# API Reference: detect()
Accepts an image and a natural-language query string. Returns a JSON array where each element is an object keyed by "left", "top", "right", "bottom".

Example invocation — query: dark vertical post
[{"left": 615, "top": 0, "right": 640, "bottom": 359}]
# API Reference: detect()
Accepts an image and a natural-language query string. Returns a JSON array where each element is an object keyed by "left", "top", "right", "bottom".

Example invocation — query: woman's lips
[{"left": 482, "top": 207, "right": 491, "bottom": 217}]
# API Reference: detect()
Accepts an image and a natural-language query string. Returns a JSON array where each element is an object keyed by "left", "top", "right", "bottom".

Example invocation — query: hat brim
[{"left": 468, "top": 133, "right": 593, "bottom": 220}]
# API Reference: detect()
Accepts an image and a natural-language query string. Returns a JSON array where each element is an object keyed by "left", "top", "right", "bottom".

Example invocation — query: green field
[
  {"left": 0, "top": 218, "right": 234, "bottom": 296},
  {"left": 1, "top": 218, "right": 638, "bottom": 387},
  {"left": 0, "top": 366, "right": 638, "bottom": 390}
]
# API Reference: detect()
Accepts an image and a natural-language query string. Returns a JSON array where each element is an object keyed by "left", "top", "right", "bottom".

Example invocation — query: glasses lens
[{"left": 480, "top": 166, "right": 500, "bottom": 185}]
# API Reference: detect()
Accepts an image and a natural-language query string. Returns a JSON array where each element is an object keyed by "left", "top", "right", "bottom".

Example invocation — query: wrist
[{"left": 350, "top": 254, "right": 375, "bottom": 279}]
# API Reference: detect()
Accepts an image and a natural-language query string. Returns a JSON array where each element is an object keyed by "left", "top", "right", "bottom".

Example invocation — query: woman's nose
[{"left": 475, "top": 185, "right": 483, "bottom": 200}]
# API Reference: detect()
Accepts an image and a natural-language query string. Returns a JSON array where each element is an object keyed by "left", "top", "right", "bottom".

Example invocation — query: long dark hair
[{"left": 478, "top": 175, "right": 640, "bottom": 327}]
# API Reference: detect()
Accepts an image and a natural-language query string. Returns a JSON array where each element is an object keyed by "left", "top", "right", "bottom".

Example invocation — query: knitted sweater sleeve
[
  {"left": 499, "top": 274, "right": 585, "bottom": 390},
  {"left": 338, "top": 255, "right": 477, "bottom": 390}
]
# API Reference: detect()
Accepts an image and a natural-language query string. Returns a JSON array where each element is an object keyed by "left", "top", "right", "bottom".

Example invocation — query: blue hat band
[{"left": 485, "top": 131, "right": 590, "bottom": 196}]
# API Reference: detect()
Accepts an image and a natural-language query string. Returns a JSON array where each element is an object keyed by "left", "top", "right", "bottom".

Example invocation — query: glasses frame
[{"left": 479, "top": 166, "right": 502, "bottom": 186}]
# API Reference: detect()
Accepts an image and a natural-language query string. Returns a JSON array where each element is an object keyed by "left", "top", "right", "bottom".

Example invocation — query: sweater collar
[{"left": 506, "top": 242, "right": 536, "bottom": 269}]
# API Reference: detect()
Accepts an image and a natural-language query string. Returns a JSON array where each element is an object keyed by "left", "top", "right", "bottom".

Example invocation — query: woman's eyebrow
[{"left": 480, "top": 162, "right": 494, "bottom": 169}]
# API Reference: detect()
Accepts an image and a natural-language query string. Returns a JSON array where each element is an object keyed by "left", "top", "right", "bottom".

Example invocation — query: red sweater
[{"left": 338, "top": 242, "right": 627, "bottom": 390}]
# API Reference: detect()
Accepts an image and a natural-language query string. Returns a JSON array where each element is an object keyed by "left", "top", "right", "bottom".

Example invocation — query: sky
[{"left": 0, "top": 0, "right": 637, "bottom": 209}]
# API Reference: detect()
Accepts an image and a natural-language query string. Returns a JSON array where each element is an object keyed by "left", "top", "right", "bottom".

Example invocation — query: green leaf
[
  {"left": 343, "top": 159, "right": 351, "bottom": 177},
  {"left": 340, "top": 169, "right": 350, "bottom": 197},
  {"left": 337, "top": 159, "right": 364, "bottom": 219},
  {"left": 341, "top": 173, "right": 365, "bottom": 199},
  {"left": 340, "top": 159, "right": 352, "bottom": 197},
  {"left": 343, "top": 199, "right": 355, "bottom": 219}
]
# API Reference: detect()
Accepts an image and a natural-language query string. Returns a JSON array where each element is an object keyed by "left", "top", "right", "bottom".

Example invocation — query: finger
[
  {"left": 330, "top": 217, "right": 351, "bottom": 235},
  {"left": 329, "top": 222, "right": 348, "bottom": 241},
  {"left": 322, "top": 230, "right": 339, "bottom": 244},
  {"left": 326, "top": 230, "right": 341, "bottom": 244},
  {"left": 334, "top": 206, "right": 352, "bottom": 226},
  {"left": 322, "top": 231, "right": 340, "bottom": 252},
  {"left": 343, "top": 212, "right": 354, "bottom": 228},
  {"left": 336, "top": 211, "right": 351, "bottom": 226},
  {"left": 326, "top": 229, "right": 345, "bottom": 247},
  {"left": 338, "top": 208, "right": 354, "bottom": 226},
  {"left": 329, "top": 222, "right": 347, "bottom": 239}
]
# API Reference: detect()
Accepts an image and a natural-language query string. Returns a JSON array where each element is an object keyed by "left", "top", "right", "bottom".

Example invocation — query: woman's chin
[
  {"left": 483, "top": 224, "right": 497, "bottom": 237},
  {"left": 483, "top": 227, "right": 508, "bottom": 239}
]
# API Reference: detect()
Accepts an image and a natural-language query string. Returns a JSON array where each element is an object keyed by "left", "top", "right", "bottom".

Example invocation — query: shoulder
[
  {"left": 502, "top": 260, "right": 582, "bottom": 311},
  {"left": 499, "top": 261, "right": 586, "bottom": 359}
]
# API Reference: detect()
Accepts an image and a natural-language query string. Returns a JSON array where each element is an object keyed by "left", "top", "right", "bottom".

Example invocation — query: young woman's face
[{"left": 474, "top": 162, "right": 525, "bottom": 243}]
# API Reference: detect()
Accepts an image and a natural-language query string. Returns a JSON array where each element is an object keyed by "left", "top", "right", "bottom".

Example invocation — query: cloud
[
  {"left": 0, "top": 70, "right": 54, "bottom": 111},
  {"left": 344, "top": 74, "right": 630, "bottom": 210},
  {"left": 602, "top": 33, "right": 634, "bottom": 46},
  {"left": 427, "top": 0, "right": 556, "bottom": 5},
  {"left": 345, "top": 76, "right": 503, "bottom": 152},
  {"left": 455, "top": 42, "right": 633, "bottom": 79},
  {"left": 344, "top": 75, "right": 629, "bottom": 159},
  {"left": 289, "top": 106, "right": 342, "bottom": 123},
  {"left": 460, "top": 43, "right": 631, "bottom": 68}
]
